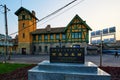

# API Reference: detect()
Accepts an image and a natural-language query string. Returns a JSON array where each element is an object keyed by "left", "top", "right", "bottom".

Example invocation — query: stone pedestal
[{"left": 28, "top": 60, "right": 110, "bottom": 80}]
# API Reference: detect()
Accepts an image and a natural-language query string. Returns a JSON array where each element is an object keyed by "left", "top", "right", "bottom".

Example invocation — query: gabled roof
[
  {"left": 15, "top": 7, "right": 38, "bottom": 20},
  {"left": 64, "top": 14, "right": 92, "bottom": 31},
  {"left": 31, "top": 27, "right": 65, "bottom": 34}
]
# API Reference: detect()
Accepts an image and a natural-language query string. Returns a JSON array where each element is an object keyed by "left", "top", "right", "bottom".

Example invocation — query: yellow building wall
[
  {"left": 18, "top": 13, "right": 36, "bottom": 43},
  {"left": 32, "top": 33, "right": 63, "bottom": 43},
  {"left": 17, "top": 10, "right": 37, "bottom": 54}
]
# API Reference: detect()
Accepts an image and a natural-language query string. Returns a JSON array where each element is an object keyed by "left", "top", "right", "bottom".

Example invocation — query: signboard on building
[
  {"left": 96, "top": 39, "right": 101, "bottom": 44},
  {"left": 91, "top": 40, "right": 96, "bottom": 44},
  {"left": 96, "top": 30, "right": 101, "bottom": 35},
  {"left": 50, "top": 47, "right": 84, "bottom": 64},
  {"left": 109, "top": 27, "right": 116, "bottom": 33},
  {"left": 91, "top": 31, "right": 95, "bottom": 36},
  {"left": 103, "top": 39, "right": 109, "bottom": 43},
  {"left": 109, "top": 38, "right": 115, "bottom": 43},
  {"left": 91, "top": 26, "right": 116, "bottom": 44},
  {"left": 103, "top": 28, "right": 108, "bottom": 34}
]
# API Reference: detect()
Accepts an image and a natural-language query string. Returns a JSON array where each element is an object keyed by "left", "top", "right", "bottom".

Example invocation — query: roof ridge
[{"left": 37, "top": 26, "right": 65, "bottom": 30}]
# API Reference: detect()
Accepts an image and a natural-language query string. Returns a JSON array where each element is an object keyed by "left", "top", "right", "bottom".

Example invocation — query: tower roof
[{"left": 15, "top": 7, "right": 38, "bottom": 20}]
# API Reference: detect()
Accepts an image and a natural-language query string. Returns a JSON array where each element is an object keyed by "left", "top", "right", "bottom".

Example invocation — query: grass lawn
[{"left": 0, "top": 62, "right": 31, "bottom": 74}]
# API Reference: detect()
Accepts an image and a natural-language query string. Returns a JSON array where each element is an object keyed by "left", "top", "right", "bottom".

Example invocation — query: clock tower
[{"left": 15, "top": 7, "right": 38, "bottom": 54}]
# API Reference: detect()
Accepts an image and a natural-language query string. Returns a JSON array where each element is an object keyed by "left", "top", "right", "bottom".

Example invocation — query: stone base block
[{"left": 28, "top": 60, "right": 110, "bottom": 80}]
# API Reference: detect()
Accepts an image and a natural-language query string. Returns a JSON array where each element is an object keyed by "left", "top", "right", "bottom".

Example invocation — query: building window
[
  {"left": 62, "top": 34, "right": 66, "bottom": 39},
  {"left": 44, "top": 46, "right": 48, "bottom": 52},
  {"left": 56, "top": 45, "right": 59, "bottom": 48},
  {"left": 50, "top": 34, "right": 54, "bottom": 40},
  {"left": 39, "top": 46, "right": 42, "bottom": 52},
  {"left": 22, "top": 23, "right": 25, "bottom": 28},
  {"left": 38, "top": 35, "right": 41, "bottom": 40},
  {"left": 72, "top": 32, "right": 81, "bottom": 38},
  {"left": 74, "top": 25, "right": 78, "bottom": 29},
  {"left": 28, "top": 15, "right": 32, "bottom": 20},
  {"left": 56, "top": 34, "right": 60, "bottom": 39},
  {"left": 44, "top": 34, "right": 48, "bottom": 40},
  {"left": 22, "top": 15, "right": 25, "bottom": 20},
  {"left": 33, "top": 46, "right": 36, "bottom": 52},
  {"left": 23, "top": 33, "right": 25, "bottom": 38},
  {"left": 33, "top": 35, "right": 36, "bottom": 41}
]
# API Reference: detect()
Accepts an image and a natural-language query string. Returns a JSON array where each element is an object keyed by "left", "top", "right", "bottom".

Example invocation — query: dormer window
[
  {"left": 28, "top": 15, "right": 32, "bottom": 20},
  {"left": 22, "top": 15, "right": 25, "bottom": 20}
]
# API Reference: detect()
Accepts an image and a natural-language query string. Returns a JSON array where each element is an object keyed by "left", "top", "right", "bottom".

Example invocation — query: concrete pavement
[{"left": 0, "top": 54, "right": 120, "bottom": 67}]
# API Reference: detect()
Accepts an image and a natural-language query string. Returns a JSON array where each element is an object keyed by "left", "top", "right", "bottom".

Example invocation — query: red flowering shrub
[{"left": 99, "top": 66, "right": 120, "bottom": 80}]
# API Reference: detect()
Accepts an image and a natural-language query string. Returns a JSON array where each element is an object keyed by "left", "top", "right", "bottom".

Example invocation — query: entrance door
[
  {"left": 22, "top": 48, "right": 26, "bottom": 55},
  {"left": 44, "top": 46, "right": 48, "bottom": 53}
]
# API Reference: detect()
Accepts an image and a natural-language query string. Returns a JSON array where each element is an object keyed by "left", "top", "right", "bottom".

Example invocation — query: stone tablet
[{"left": 50, "top": 47, "right": 84, "bottom": 64}]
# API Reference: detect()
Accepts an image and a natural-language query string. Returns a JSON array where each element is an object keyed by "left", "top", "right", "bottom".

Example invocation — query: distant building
[
  {"left": 0, "top": 33, "right": 13, "bottom": 53},
  {"left": 15, "top": 7, "right": 92, "bottom": 54}
]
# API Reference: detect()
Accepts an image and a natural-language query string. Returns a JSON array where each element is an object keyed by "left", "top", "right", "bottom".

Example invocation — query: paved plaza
[{"left": 0, "top": 54, "right": 120, "bottom": 67}]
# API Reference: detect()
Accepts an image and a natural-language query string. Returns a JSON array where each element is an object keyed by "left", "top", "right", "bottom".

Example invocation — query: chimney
[
  {"left": 84, "top": 21, "right": 86, "bottom": 23},
  {"left": 46, "top": 25, "right": 51, "bottom": 32},
  {"left": 32, "top": 10, "right": 35, "bottom": 16}
]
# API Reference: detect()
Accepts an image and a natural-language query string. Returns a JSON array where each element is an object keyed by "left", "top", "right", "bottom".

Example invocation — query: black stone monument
[{"left": 50, "top": 47, "right": 84, "bottom": 64}]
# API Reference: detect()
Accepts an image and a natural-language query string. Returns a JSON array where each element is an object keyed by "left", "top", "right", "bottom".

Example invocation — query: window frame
[
  {"left": 22, "top": 15, "right": 25, "bottom": 20},
  {"left": 56, "top": 34, "right": 60, "bottom": 39},
  {"left": 50, "top": 34, "right": 54, "bottom": 40},
  {"left": 72, "top": 32, "right": 81, "bottom": 39}
]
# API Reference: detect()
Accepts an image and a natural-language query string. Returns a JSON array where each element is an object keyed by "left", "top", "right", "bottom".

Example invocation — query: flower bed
[{"left": 99, "top": 66, "right": 120, "bottom": 80}]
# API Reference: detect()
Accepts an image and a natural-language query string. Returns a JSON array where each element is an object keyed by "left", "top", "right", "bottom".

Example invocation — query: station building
[{"left": 15, "top": 7, "right": 92, "bottom": 54}]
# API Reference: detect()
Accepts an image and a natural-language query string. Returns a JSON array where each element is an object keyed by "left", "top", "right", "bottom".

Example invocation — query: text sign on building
[
  {"left": 91, "top": 31, "right": 95, "bottom": 36},
  {"left": 109, "top": 27, "right": 116, "bottom": 33},
  {"left": 50, "top": 47, "right": 84, "bottom": 64},
  {"left": 96, "top": 30, "right": 101, "bottom": 35},
  {"left": 103, "top": 28, "right": 108, "bottom": 34}
]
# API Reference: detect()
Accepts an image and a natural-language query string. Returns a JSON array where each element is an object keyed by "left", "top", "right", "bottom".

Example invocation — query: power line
[
  {"left": 9, "top": 0, "right": 84, "bottom": 36},
  {"left": 38, "top": 0, "right": 85, "bottom": 27},
  {"left": 9, "top": 0, "right": 77, "bottom": 35},
  {"left": 0, "top": 5, "right": 4, "bottom": 14},
  {"left": 38, "top": 0, "right": 77, "bottom": 22}
]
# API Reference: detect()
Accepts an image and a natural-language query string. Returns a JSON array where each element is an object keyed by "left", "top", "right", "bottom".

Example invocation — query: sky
[{"left": 0, "top": 0, "right": 120, "bottom": 40}]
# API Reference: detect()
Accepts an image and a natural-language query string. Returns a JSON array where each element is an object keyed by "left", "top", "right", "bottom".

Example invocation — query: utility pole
[
  {"left": 100, "top": 31, "right": 103, "bottom": 67},
  {"left": 4, "top": 5, "right": 9, "bottom": 61},
  {"left": 0, "top": 4, "right": 10, "bottom": 63}
]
